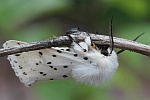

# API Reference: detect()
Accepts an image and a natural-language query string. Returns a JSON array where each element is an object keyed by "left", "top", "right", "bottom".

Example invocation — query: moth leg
[
  {"left": 67, "top": 34, "right": 88, "bottom": 53},
  {"left": 84, "top": 33, "right": 98, "bottom": 50},
  {"left": 117, "top": 32, "right": 145, "bottom": 54},
  {"left": 85, "top": 33, "right": 92, "bottom": 46}
]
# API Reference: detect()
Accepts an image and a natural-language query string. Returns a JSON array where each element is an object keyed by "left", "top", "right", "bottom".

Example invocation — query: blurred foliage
[{"left": 1, "top": 0, "right": 150, "bottom": 100}]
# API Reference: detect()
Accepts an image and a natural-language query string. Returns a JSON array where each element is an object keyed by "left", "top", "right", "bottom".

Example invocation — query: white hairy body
[{"left": 3, "top": 35, "right": 118, "bottom": 87}]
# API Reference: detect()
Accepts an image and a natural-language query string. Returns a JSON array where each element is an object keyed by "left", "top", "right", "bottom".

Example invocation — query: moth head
[
  {"left": 91, "top": 44, "right": 109, "bottom": 56},
  {"left": 97, "top": 45, "right": 110, "bottom": 56},
  {"left": 89, "top": 42, "right": 110, "bottom": 56},
  {"left": 90, "top": 16, "right": 114, "bottom": 56}
]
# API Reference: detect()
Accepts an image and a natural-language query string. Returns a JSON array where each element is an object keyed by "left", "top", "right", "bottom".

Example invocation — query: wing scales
[{"left": 3, "top": 40, "right": 85, "bottom": 86}]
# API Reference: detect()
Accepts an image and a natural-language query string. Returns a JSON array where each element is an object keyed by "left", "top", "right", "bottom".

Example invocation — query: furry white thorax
[{"left": 71, "top": 36, "right": 118, "bottom": 86}]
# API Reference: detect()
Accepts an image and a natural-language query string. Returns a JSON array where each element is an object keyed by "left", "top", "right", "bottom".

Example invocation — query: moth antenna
[
  {"left": 109, "top": 16, "right": 114, "bottom": 54},
  {"left": 117, "top": 32, "right": 145, "bottom": 54}
]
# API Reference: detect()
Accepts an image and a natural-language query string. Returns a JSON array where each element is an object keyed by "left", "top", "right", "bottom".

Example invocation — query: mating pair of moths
[{"left": 3, "top": 29, "right": 118, "bottom": 87}]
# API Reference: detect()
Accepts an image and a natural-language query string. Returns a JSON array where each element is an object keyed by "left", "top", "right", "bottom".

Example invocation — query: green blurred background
[{"left": 0, "top": 0, "right": 150, "bottom": 100}]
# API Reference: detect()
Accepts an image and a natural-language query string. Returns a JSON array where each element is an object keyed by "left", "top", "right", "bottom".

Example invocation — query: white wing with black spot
[{"left": 3, "top": 40, "right": 87, "bottom": 87}]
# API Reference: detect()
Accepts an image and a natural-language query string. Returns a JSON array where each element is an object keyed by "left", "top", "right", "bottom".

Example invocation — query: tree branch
[{"left": 0, "top": 31, "right": 150, "bottom": 57}]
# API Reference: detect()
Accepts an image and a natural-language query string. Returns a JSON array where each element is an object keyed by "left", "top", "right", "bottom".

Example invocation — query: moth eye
[
  {"left": 96, "top": 45, "right": 109, "bottom": 56},
  {"left": 101, "top": 49, "right": 109, "bottom": 56}
]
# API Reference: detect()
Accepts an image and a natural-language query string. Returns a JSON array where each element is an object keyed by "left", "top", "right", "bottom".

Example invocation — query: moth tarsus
[
  {"left": 133, "top": 32, "right": 145, "bottom": 41},
  {"left": 117, "top": 32, "right": 145, "bottom": 54}
]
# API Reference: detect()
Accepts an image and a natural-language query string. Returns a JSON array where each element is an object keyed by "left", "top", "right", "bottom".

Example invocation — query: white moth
[{"left": 3, "top": 34, "right": 118, "bottom": 87}]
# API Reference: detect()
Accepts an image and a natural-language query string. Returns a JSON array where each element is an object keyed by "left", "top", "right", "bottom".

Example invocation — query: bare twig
[{"left": 0, "top": 31, "right": 150, "bottom": 57}]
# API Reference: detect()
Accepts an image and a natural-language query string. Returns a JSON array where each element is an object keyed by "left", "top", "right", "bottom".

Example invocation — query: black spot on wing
[
  {"left": 39, "top": 72, "right": 47, "bottom": 76},
  {"left": 90, "top": 61, "right": 92, "bottom": 64},
  {"left": 83, "top": 57, "right": 88, "bottom": 60},
  {"left": 23, "top": 72, "right": 27, "bottom": 75},
  {"left": 47, "top": 62, "right": 51, "bottom": 64},
  {"left": 63, "top": 66, "right": 68, "bottom": 68},
  {"left": 54, "top": 68, "right": 57, "bottom": 70},
  {"left": 39, "top": 72, "right": 44, "bottom": 74},
  {"left": 52, "top": 55, "right": 56, "bottom": 57},
  {"left": 49, "top": 66, "right": 53, "bottom": 68},
  {"left": 63, "top": 75, "right": 68, "bottom": 78},
  {"left": 43, "top": 74, "right": 47, "bottom": 76},
  {"left": 39, "top": 52, "right": 43, "bottom": 55},
  {"left": 19, "top": 66, "right": 23, "bottom": 69},
  {"left": 50, "top": 78, "right": 54, "bottom": 80},
  {"left": 57, "top": 50, "right": 62, "bottom": 53},
  {"left": 83, "top": 49, "right": 87, "bottom": 52},
  {"left": 31, "top": 68, "right": 36, "bottom": 71},
  {"left": 28, "top": 84, "right": 31, "bottom": 86},
  {"left": 66, "top": 49, "right": 70, "bottom": 51},
  {"left": 15, "top": 54, "right": 20, "bottom": 56},
  {"left": 74, "top": 54, "right": 78, "bottom": 57},
  {"left": 17, "top": 42, "right": 21, "bottom": 45},
  {"left": 14, "top": 60, "right": 17, "bottom": 63}
]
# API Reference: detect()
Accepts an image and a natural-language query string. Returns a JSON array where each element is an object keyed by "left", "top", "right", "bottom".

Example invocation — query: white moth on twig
[{"left": 3, "top": 34, "right": 118, "bottom": 87}]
